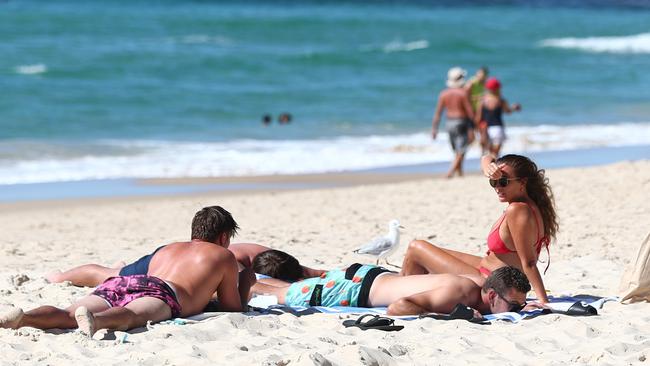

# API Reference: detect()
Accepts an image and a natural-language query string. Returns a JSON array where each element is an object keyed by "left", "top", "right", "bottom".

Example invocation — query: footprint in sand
[{"left": 359, "top": 346, "right": 397, "bottom": 366}]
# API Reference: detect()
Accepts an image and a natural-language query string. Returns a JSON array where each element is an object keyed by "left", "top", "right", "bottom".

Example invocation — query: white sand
[{"left": 0, "top": 161, "right": 649, "bottom": 365}]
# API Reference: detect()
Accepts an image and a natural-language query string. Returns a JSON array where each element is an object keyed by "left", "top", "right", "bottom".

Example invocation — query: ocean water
[{"left": 1, "top": 1, "right": 649, "bottom": 185}]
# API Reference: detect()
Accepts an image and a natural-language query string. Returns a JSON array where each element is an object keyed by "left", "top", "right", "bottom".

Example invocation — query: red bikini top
[{"left": 486, "top": 203, "right": 551, "bottom": 272}]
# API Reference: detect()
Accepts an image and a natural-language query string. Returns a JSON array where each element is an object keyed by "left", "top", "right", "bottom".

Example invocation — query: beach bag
[{"left": 619, "top": 233, "right": 650, "bottom": 303}]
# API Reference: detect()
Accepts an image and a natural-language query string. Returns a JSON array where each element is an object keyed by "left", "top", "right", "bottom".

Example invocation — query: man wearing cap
[{"left": 432, "top": 66, "right": 475, "bottom": 178}]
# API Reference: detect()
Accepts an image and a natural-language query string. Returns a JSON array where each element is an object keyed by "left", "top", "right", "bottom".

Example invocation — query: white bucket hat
[{"left": 446, "top": 66, "right": 467, "bottom": 88}]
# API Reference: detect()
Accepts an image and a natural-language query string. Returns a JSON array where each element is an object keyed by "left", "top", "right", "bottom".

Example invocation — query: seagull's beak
[{"left": 399, "top": 225, "right": 405, "bottom": 229}]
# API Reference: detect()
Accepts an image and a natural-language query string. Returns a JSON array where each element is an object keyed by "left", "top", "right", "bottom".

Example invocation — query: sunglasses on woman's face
[
  {"left": 496, "top": 291, "right": 527, "bottom": 312},
  {"left": 489, "top": 177, "right": 520, "bottom": 188}
]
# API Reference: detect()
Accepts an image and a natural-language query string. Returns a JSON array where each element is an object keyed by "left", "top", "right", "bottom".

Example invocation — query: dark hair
[
  {"left": 482, "top": 266, "right": 531, "bottom": 295},
  {"left": 252, "top": 250, "right": 303, "bottom": 282},
  {"left": 479, "top": 66, "right": 489, "bottom": 74},
  {"left": 497, "top": 154, "right": 559, "bottom": 242},
  {"left": 191, "top": 206, "right": 239, "bottom": 243}
]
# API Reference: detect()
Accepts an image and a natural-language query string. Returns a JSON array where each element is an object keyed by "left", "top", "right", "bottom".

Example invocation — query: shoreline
[{"left": 1, "top": 144, "right": 649, "bottom": 204}]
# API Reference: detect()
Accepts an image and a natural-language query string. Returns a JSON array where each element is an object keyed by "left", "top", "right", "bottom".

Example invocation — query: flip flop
[
  {"left": 342, "top": 314, "right": 404, "bottom": 332},
  {"left": 419, "top": 303, "right": 490, "bottom": 325}
]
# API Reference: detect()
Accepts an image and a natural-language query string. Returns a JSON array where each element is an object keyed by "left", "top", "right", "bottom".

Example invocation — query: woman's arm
[
  {"left": 506, "top": 204, "right": 550, "bottom": 303},
  {"left": 481, "top": 154, "right": 506, "bottom": 179}
]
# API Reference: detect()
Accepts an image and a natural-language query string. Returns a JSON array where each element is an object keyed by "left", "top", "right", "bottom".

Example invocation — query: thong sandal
[
  {"left": 419, "top": 303, "right": 491, "bottom": 325},
  {"left": 342, "top": 314, "right": 404, "bottom": 332}
]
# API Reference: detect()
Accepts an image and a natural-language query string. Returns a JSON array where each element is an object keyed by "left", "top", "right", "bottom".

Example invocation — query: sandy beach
[{"left": 1, "top": 160, "right": 649, "bottom": 365}]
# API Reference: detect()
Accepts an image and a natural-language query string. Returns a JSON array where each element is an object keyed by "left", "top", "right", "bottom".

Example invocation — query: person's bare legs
[
  {"left": 0, "top": 295, "right": 108, "bottom": 330},
  {"left": 251, "top": 279, "right": 289, "bottom": 304},
  {"left": 490, "top": 143, "right": 502, "bottom": 157},
  {"left": 446, "top": 152, "right": 465, "bottom": 178},
  {"left": 400, "top": 240, "right": 482, "bottom": 276},
  {"left": 76, "top": 297, "right": 172, "bottom": 337},
  {"left": 46, "top": 264, "right": 121, "bottom": 287},
  {"left": 467, "top": 129, "right": 475, "bottom": 145}
]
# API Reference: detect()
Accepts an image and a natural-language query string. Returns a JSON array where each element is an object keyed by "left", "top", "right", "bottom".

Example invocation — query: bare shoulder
[
  {"left": 506, "top": 202, "right": 532, "bottom": 217},
  {"left": 194, "top": 242, "right": 236, "bottom": 263},
  {"left": 229, "top": 243, "right": 269, "bottom": 256}
]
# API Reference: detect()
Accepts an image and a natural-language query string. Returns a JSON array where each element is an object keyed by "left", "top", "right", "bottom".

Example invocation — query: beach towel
[
  {"left": 619, "top": 233, "right": 650, "bottom": 303},
  {"left": 246, "top": 295, "right": 615, "bottom": 323},
  {"left": 156, "top": 294, "right": 615, "bottom": 326}
]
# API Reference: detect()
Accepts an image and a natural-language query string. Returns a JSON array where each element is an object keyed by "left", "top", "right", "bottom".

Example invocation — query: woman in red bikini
[{"left": 400, "top": 154, "right": 558, "bottom": 304}]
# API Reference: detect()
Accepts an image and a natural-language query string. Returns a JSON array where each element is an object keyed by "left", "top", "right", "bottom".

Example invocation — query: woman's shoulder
[{"left": 505, "top": 202, "right": 533, "bottom": 220}]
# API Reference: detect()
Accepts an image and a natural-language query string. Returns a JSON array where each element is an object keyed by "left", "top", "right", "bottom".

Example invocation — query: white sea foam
[
  {"left": 14, "top": 64, "right": 47, "bottom": 75},
  {"left": 539, "top": 33, "right": 650, "bottom": 54},
  {"left": 0, "top": 122, "right": 648, "bottom": 185},
  {"left": 179, "top": 34, "right": 232, "bottom": 46},
  {"left": 383, "top": 40, "right": 429, "bottom": 53}
]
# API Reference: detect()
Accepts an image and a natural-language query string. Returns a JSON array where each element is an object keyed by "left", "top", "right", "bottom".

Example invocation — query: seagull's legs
[{"left": 384, "top": 259, "right": 402, "bottom": 269}]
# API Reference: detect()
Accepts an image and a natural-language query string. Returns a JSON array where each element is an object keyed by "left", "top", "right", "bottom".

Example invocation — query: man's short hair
[
  {"left": 191, "top": 206, "right": 239, "bottom": 243},
  {"left": 482, "top": 266, "right": 531, "bottom": 295},
  {"left": 252, "top": 250, "right": 303, "bottom": 282}
]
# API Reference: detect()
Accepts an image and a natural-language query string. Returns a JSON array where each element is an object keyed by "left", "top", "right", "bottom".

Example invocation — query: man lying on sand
[
  {"left": 0, "top": 206, "right": 250, "bottom": 337},
  {"left": 252, "top": 258, "right": 530, "bottom": 316},
  {"left": 47, "top": 242, "right": 325, "bottom": 287}
]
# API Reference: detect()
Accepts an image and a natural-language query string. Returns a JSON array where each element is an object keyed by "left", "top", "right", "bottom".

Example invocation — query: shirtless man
[
  {"left": 0, "top": 206, "right": 251, "bottom": 336},
  {"left": 432, "top": 66, "right": 475, "bottom": 178},
  {"left": 252, "top": 264, "right": 530, "bottom": 316},
  {"left": 46, "top": 242, "right": 325, "bottom": 288}
]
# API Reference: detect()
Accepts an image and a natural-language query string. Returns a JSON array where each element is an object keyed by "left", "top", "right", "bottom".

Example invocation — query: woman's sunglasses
[
  {"left": 497, "top": 291, "right": 527, "bottom": 312},
  {"left": 489, "top": 177, "right": 520, "bottom": 188}
]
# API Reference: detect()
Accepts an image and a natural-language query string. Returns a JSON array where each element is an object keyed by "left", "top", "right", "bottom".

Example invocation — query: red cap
[{"left": 485, "top": 77, "right": 501, "bottom": 91}]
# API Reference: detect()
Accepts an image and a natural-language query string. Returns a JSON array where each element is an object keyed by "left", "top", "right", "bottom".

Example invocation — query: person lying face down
[
  {"left": 252, "top": 265, "right": 531, "bottom": 316},
  {"left": 0, "top": 206, "right": 249, "bottom": 337},
  {"left": 46, "top": 242, "right": 326, "bottom": 288}
]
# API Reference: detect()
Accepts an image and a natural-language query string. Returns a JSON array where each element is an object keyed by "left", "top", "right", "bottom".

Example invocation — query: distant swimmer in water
[
  {"left": 432, "top": 67, "right": 475, "bottom": 178},
  {"left": 475, "top": 77, "right": 521, "bottom": 157},
  {"left": 262, "top": 114, "right": 272, "bottom": 126},
  {"left": 278, "top": 113, "right": 292, "bottom": 124}
]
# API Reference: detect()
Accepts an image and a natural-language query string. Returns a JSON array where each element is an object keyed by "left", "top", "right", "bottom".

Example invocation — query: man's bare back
[
  {"left": 149, "top": 240, "right": 244, "bottom": 317},
  {"left": 437, "top": 88, "right": 474, "bottom": 120},
  {"left": 369, "top": 273, "right": 485, "bottom": 314}
]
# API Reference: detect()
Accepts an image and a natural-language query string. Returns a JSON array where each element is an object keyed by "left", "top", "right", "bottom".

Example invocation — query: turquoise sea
[{"left": 1, "top": 1, "right": 649, "bottom": 188}]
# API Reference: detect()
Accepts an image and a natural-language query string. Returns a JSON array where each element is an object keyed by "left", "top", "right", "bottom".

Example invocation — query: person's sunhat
[{"left": 446, "top": 66, "right": 467, "bottom": 88}]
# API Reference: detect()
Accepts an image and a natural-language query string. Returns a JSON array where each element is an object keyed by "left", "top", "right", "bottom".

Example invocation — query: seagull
[{"left": 353, "top": 219, "right": 404, "bottom": 267}]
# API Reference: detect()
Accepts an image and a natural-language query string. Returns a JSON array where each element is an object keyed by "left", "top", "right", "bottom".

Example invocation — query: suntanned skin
[
  {"left": 432, "top": 87, "right": 475, "bottom": 178},
  {"left": 1, "top": 235, "right": 248, "bottom": 333},
  {"left": 400, "top": 154, "right": 550, "bottom": 304},
  {"left": 47, "top": 243, "right": 325, "bottom": 288},
  {"left": 251, "top": 271, "right": 526, "bottom": 316}
]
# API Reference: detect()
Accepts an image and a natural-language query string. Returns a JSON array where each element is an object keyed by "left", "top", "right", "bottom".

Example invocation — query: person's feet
[
  {"left": 74, "top": 306, "right": 96, "bottom": 338},
  {"left": 45, "top": 270, "right": 63, "bottom": 283},
  {"left": 0, "top": 307, "right": 24, "bottom": 329}
]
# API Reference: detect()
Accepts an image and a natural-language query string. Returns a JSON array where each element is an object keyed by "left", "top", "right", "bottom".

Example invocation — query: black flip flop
[
  {"left": 342, "top": 314, "right": 404, "bottom": 332},
  {"left": 419, "top": 303, "right": 491, "bottom": 325}
]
